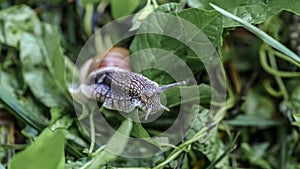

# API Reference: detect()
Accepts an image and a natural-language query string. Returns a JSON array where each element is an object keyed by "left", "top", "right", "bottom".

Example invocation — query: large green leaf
[
  {"left": 20, "top": 25, "right": 71, "bottom": 109},
  {"left": 177, "top": 8, "right": 224, "bottom": 47},
  {"left": 41, "top": 24, "right": 68, "bottom": 92},
  {"left": 130, "top": 8, "right": 223, "bottom": 77},
  {"left": 8, "top": 128, "right": 65, "bottom": 169},
  {"left": 130, "top": 7, "right": 223, "bottom": 50}
]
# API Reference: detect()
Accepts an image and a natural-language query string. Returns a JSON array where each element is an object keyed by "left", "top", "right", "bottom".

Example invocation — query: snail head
[{"left": 140, "top": 81, "right": 186, "bottom": 120}]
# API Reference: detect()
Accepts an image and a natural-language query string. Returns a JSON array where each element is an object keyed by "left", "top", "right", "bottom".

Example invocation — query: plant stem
[
  {"left": 88, "top": 110, "right": 96, "bottom": 156},
  {"left": 263, "top": 80, "right": 283, "bottom": 97},
  {"left": 272, "top": 50, "right": 300, "bottom": 68},
  {"left": 267, "top": 49, "right": 289, "bottom": 100},
  {"left": 259, "top": 47, "right": 300, "bottom": 77},
  {"left": 151, "top": 0, "right": 158, "bottom": 8}
]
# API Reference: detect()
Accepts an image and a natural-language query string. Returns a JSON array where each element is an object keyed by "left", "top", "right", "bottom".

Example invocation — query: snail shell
[
  {"left": 72, "top": 47, "right": 130, "bottom": 103},
  {"left": 79, "top": 47, "right": 131, "bottom": 83}
]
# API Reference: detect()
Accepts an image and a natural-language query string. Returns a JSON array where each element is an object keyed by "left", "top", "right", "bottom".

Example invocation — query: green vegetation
[{"left": 0, "top": 0, "right": 300, "bottom": 168}]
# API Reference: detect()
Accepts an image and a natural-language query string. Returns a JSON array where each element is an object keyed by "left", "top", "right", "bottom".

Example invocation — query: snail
[{"left": 72, "top": 47, "right": 186, "bottom": 120}]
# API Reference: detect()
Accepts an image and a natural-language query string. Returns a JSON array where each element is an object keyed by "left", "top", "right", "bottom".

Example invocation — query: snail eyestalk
[
  {"left": 158, "top": 81, "right": 187, "bottom": 93},
  {"left": 145, "top": 109, "right": 151, "bottom": 121},
  {"left": 160, "top": 104, "right": 170, "bottom": 112},
  {"left": 144, "top": 104, "right": 170, "bottom": 120}
]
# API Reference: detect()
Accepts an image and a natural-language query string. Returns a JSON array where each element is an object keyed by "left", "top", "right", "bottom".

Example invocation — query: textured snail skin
[{"left": 80, "top": 67, "right": 170, "bottom": 120}]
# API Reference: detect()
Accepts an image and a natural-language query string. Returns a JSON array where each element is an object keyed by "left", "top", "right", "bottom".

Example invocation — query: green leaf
[
  {"left": 241, "top": 142, "right": 272, "bottom": 169},
  {"left": 130, "top": 8, "right": 223, "bottom": 75},
  {"left": 155, "top": 2, "right": 179, "bottom": 13},
  {"left": 130, "top": 7, "right": 223, "bottom": 49},
  {"left": 128, "top": 110, "right": 164, "bottom": 150},
  {"left": 131, "top": 110, "right": 151, "bottom": 138},
  {"left": 166, "top": 84, "right": 212, "bottom": 108},
  {"left": 19, "top": 95, "right": 49, "bottom": 124},
  {"left": 129, "top": 1, "right": 156, "bottom": 31},
  {"left": 20, "top": 26, "right": 71, "bottom": 109},
  {"left": 268, "top": 0, "right": 300, "bottom": 15},
  {"left": 0, "top": 58, "right": 48, "bottom": 126},
  {"left": 202, "top": 137, "right": 229, "bottom": 168},
  {"left": 0, "top": 83, "right": 46, "bottom": 130},
  {"left": 291, "top": 85, "right": 300, "bottom": 103},
  {"left": 41, "top": 24, "right": 68, "bottom": 91},
  {"left": 185, "top": 105, "right": 211, "bottom": 140},
  {"left": 206, "top": 134, "right": 238, "bottom": 169},
  {"left": 189, "top": 0, "right": 300, "bottom": 28},
  {"left": 177, "top": 8, "right": 224, "bottom": 47},
  {"left": 208, "top": 0, "right": 273, "bottom": 28},
  {"left": 0, "top": 66, "right": 25, "bottom": 97},
  {"left": 0, "top": 5, "right": 72, "bottom": 109},
  {"left": 0, "top": 4, "right": 71, "bottom": 108},
  {"left": 280, "top": 85, "right": 300, "bottom": 126},
  {"left": 0, "top": 5, "right": 42, "bottom": 48},
  {"left": 241, "top": 89, "right": 275, "bottom": 118},
  {"left": 49, "top": 108, "right": 74, "bottom": 130},
  {"left": 226, "top": 115, "right": 282, "bottom": 127},
  {"left": 293, "top": 114, "right": 300, "bottom": 124},
  {"left": 111, "top": 0, "right": 141, "bottom": 19},
  {"left": 8, "top": 128, "right": 65, "bottom": 169},
  {"left": 81, "top": 0, "right": 102, "bottom": 7}
]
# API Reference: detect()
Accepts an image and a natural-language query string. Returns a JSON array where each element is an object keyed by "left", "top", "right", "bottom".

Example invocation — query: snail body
[{"left": 74, "top": 47, "right": 186, "bottom": 120}]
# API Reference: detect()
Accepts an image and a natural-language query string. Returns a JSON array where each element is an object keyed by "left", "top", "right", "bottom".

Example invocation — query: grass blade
[{"left": 210, "top": 3, "right": 300, "bottom": 63}]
